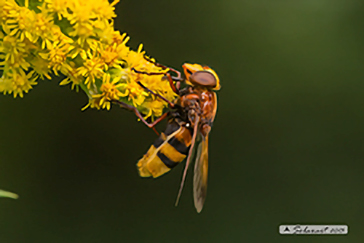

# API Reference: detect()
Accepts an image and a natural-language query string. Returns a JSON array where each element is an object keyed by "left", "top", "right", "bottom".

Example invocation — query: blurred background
[{"left": 1, "top": 0, "right": 364, "bottom": 242}]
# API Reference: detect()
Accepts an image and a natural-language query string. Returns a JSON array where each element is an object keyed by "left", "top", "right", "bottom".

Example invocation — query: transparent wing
[
  {"left": 193, "top": 133, "right": 209, "bottom": 213},
  {"left": 175, "top": 116, "right": 200, "bottom": 206}
]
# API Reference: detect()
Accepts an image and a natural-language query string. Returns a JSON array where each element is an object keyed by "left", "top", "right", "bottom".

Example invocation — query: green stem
[{"left": 0, "top": 190, "right": 19, "bottom": 199}]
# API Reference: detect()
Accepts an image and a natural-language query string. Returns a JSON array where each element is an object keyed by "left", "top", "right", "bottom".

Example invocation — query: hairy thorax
[{"left": 177, "top": 86, "right": 217, "bottom": 136}]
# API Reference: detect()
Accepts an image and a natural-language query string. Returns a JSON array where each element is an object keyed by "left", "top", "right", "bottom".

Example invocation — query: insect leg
[
  {"left": 133, "top": 56, "right": 183, "bottom": 95},
  {"left": 165, "top": 73, "right": 180, "bottom": 95},
  {"left": 137, "top": 81, "right": 175, "bottom": 108},
  {"left": 132, "top": 68, "right": 181, "bottom": 95},
  {"left": 143, "top": 56, "right": 182, "bottom": 81},
  {"left": 111, "top": 99, "right": 169, "bottom": 135},
  {"left": 152, "top": 127, "right": 160, "bottom": 136},
  {"left": 131, "top": 68, "right": 167, "bottom": 76}
]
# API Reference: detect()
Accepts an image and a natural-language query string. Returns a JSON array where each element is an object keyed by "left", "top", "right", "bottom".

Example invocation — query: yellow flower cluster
[{"left": 0, "top": 0, "right": 177, "bottom": 119}]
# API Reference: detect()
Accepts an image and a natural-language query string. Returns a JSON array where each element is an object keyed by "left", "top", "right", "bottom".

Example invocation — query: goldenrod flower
[
  {"left": 32, "top": 4, "right": 55, "bottom": 49},
  {"left": 28, "top": 55, "right": 51, "bottom": 80},
  {"left": 0, "top": 69, "right": 38, "bottom": 98},
  {"left": 141, "top": 99, "right": 165, "bottom": 120},
  {"left": 59, "top": 61, "right": 82, "bottom": 90},
  {"left": 0, "top": 0, "right": 178, "bottom": 120},
  {"left": 77, "top": 56, "right": 105, "bottom": 89},
  {"left": 92, "top": 73, "right": 123, "bottom": 110}
]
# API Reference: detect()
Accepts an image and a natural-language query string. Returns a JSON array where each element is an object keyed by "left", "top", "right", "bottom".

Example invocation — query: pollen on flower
[
  {"left": 0, "top": 35, "right": 27, "bottom": 67},
  {"left": 44, "top": 0, "right": 68, "bottom": 20},
  {"left": 30, "top": 56, "right": 52, "bottom": 80},
  {"left": 32, "top": 5, "right": 55, "bottom": 49},
  {"left": 120, "top": 80, "right": 149, "bottom": 107},
  {"left": 91, "top": 73, "right": 123, "bottom": 110},
  {"left": 40, "top": 40, "right": 73, "bottom": 76},
  {"left": 77, "top": 57, "right": 105, "bottom": 88},
  {"left": 82, "top": 96, "right": 102, "bottom": 110},
  {"left": 0, "top": 0, "right": 178, "bottom": 120},
  {"left": 141, "top": 99, "right": 165, "bottom": 119},
  {"left": 2, "top": 2, "right": 35, "bottom": 41},
  {"left": 1, "top": 70, "right": 38, "bottom": 98},
  {"left": 59, "top": 64, "right": 82, "bottom": 91},
  {"left": 100, "top": 43, "right": 126, "bottom": 68}
]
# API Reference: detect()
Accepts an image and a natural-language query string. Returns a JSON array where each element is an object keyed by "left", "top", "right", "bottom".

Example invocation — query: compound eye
[{"left": 190, "top": 71, "right": 217, "bottom": 88}]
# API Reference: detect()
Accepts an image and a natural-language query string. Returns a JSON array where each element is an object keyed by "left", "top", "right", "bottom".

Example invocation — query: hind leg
[{"left": 111, "top": 99, "right": 169, "bottom": 136}]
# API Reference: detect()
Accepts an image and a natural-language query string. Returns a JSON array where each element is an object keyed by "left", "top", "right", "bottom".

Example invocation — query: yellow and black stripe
[{"left": 137, "top": 120, "right": 192, "bottom": 178}]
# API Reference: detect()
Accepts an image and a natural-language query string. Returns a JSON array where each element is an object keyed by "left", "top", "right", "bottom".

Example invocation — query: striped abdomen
[{"left": 137, "top": 121, "right": 192, "bottom": 178}]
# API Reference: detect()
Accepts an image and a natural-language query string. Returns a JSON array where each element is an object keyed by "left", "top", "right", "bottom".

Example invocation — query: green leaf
[{"left": 0, "top": 190, "right": 19, "bottom": 199}]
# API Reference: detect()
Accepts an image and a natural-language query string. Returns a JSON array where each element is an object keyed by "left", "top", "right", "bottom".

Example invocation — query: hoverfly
[{"left": 112, "top": 60, "right": 220, "bottom": 212}]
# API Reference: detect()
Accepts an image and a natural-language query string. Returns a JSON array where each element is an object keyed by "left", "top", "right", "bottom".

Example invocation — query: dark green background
[{"left": 1, "top": 0, "right": 364, "bottom": 242}]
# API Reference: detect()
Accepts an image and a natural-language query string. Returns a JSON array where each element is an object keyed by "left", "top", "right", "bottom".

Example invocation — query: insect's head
[{"left": 182, "top": 63, "right": 220, "bottom": 91}]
